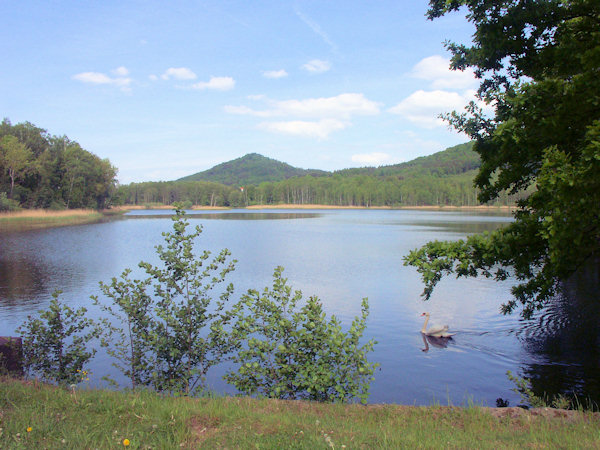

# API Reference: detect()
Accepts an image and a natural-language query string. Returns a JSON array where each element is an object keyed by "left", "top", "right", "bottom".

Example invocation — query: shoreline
[
  {"left": 0, "top": 203, "right": 516, "bottom": 232},
  {"left": 0, "top": 209, "right": 122, "bottom": 232},
  {"left": 246, "top": 203, "right": 516, "bottom": 211},
  {"left": 120, "top": 204, "right": 231, "bottom": 211}
]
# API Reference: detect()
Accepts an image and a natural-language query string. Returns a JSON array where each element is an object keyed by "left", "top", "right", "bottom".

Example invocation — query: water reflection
[
  {"left": 421, "top": 333, "right": 452, "bottom": 352},
  {"left": 404, "top": 220, "right": 510, "bottom": 234},
  {"left": 516, "top": 260, "right": 600, "bottom": 404},
  {"left": 0, "top": 256, "right": 49, "bottom": 309},
  {"left": 124, "top": 212, "right": 321, "bottom": 221}
]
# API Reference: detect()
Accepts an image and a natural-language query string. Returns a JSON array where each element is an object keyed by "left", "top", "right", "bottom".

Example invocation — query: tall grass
[
  {"left": 0, "top": 209, "right": 98, "bottom": 219},
  {"left": 1, "top": 378, "right": 598, "bottom": 449},
  {"left": 0, "top": 209, "right": 108, "bottom": 232}
]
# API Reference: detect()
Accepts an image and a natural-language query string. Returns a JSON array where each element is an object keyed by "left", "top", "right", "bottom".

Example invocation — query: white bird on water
[{"left": 420, "top": 312, "right": 454, "bottom": 338}]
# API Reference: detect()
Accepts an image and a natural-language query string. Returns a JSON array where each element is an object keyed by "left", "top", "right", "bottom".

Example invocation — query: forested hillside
[
  {"left": 0, "top": 119, "right": 117, "bottom": 210},
  {"left": 178, "top": 153, "right": 328, "bottom": 185},
  {"left": 335, "top": 142, "right": 479, "bottom": 178},
  {"left": 117, "top": 142, "right": 522, "bottom": 208}
]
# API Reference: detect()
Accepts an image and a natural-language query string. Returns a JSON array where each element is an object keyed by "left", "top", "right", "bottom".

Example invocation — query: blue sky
[{"left": 1, "top": 1, "right": 480, "bottom": 184}]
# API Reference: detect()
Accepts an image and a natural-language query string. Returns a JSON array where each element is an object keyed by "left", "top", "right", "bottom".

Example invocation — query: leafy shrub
[
  {"left": 18, "top": 291, "right": 99, "bottom": 385},
  {"left": 93, "top": 270, "right": 154, "bottom": 389},
  {"left": 95, "top": 206, "right": 237, "bottom": 394},
  {"left": 225, "top": 267, "right": 378, "bottom": 404}
]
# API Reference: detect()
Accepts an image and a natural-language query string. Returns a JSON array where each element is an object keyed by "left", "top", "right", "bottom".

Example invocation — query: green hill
[
  {"left": 178, "top": 143, "right": 479, "bottom": 186},
  {"left": 177, "top": 153, "right": 328, "bottom": 186},
  {"left": 335, "top": 142, "right": 478, "bottom": 178},
  {"left": 118, "top": 142, "right": 514, "bottom": 208}
]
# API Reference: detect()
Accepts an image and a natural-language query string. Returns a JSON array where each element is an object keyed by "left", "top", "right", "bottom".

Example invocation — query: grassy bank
[
  {"left": 0, "top": 379, "right": 598, "bottom": 449},
  {"left": 0, "top": 209, "right": 123, "bottom": 233}
]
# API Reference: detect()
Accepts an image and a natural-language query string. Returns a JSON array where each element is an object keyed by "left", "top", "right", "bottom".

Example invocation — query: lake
[{"left": 1, "top": 208, "right": 598, "bottom": 407}]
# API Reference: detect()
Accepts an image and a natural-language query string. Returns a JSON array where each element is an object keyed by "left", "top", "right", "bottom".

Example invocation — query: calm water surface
[{"left": 1, "top": 209, "right": 597, "bottom": 406}]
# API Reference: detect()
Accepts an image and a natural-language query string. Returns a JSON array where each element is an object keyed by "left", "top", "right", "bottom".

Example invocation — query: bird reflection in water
[
  {"left": 420, "top": 312, "right": 454, "bottom": 352},
  {"left": 421, "top": 333, "right": 452, "bottom": 352}
]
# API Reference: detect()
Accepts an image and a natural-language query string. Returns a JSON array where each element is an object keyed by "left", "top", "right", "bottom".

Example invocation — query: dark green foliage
[
  {"left": 17, "top": 291, "right": 99, "bottom": 386},
  {"left": 0, "top": 118, "right": 117, "bottom": 209},
  {"left": 177, "top": 153, "right": 328, "bottom": 185},
  {"left": 405, "top": 0, "right": 600, "bottom": 318},
  {"left": 225, "top": 267, "right": 378, "bottom": 404},
  {"left": 0, "top": 192, "right": 19, "bottom": 211}
]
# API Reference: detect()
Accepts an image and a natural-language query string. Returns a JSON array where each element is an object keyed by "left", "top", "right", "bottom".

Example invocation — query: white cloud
[
  {"left": 302, "top": 59, "right": 331, "bottom": 73},
  {"left": 72, "top": 68, "right": 132, "bottom": 91},
  {"left": 227, "top": 93, "right": 379, "bottom": 139},
  {"left": 73, "top": 72, "right": 113, "bottom": 84},
  {"left": 225, "top": 93, "right": 380, "bottom": 119},
  {"left": 161, "top": 67, "right": 197, "bottom": 80},
  {"left": 191, "top": 76, "right": 235, "bottom": 91},
  {"left": 351, "top": 152, "right": 393, "bottom": 166},
  {"left": 262, "top": 69, "right": 288, "bottom": 79},
  {"left": 412, "top": 55, "right": 477, "bottom": 90},
  {"left": 388, "top": 89, "right": 474, "bottom": 128},
  {"left": 112, "top": 66, "right": 129, "bottom": 77},
  {"left": 258, "top": 119, "right": 346, "bottom": 139},
  {"left": 387, "top": 56, "right": 489, "bottom": 129},
  {"left": 149, "top": 74, "right": 158, "bottom": 81}
]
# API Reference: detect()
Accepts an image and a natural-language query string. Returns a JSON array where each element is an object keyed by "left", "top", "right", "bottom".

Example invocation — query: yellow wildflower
[
  {"left": 26, "top": 427, "right": 32, "bottom": 433},
  {"left": 123, "top": 438, "right": 130, "bottom": 446}
]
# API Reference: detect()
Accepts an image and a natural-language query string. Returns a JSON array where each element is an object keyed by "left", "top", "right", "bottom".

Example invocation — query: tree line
[
  {"left": 0, "top": 119, "right": 117, "bottom": 211},
  {"left": 117, "top": 171, "right": 521, "bottom": 208},
  {"left": 117, "top": 142, "right": 523, "bottom": 208}
]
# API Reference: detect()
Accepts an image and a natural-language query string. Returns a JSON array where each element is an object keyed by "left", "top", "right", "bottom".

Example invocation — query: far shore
[
  {"left": 246, "top": 203, "right": 516, "bottom": 212},
  {"left": 0, "top": 203, "right": 515, "bottom": 232}
]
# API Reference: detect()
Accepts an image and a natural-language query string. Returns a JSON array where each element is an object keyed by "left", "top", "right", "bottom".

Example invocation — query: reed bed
[
  {"left": 0, "top": 208, "right": 98, "bottom": 219},
  {"left": 0, "top": 209, "right": 109, "bottom": 232}
]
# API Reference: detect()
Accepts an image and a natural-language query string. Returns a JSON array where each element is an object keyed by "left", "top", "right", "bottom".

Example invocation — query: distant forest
[
  {"left": 117, "top": 143, "right": 524, "bottom": 208},
  {"left": 1, "top": 119, "right": 522, "bottom": 211},
  {"left": 0, "top": 119, "right": 117, "bottom": 211}
]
